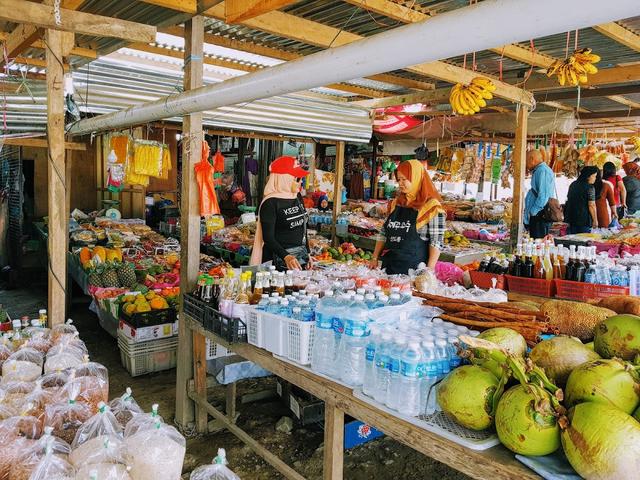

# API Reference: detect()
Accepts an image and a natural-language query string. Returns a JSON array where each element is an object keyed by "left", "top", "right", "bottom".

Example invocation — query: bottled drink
[
  {"left": 278, "top": 299, "right": 291, "bottom": 318},
  {"left": 262, "top": 272, "right": 272, "bottom": 296},
  {"left": 398, "top": 340, "right": 423, "bottom": 416},
  {"left": 364, "top": 293, "right": 377, "bottom": 310},
  {"left": 420, "top": 340, "right": 439, "bottom": 415},
  {"left": 584, "top": 260, "right": 597, "bottom": 284},
  {"left": 363, "top": 326, "right": 379, "bottom": 398},
  {"left": 385, "top": 337, "right": 407, "bottom": 410},
  {"left": 630, "top": 266, "right": 639, "bottom": 296},
  {"left": 478, "top": 255, "right": 490, "bottom": 272},
  {"left": 512, "top": 244, "right": 523, "bottom": 276},
  {"left": 372, "top": 331, "right": 393, "bottom": 403},
  {"left": 256, "top": 294, "right": 269, "bottom": 311},
  {"left": 574, "top": 247, "right": 586, "bottom": 283},
  {"left": 311, "top": 291, "right": 338, "bottom": 377},
  {"left": 291, "top": 307, "right": 302, "bottom": 321},
  {"left": 266, "top": 298, "right": 279, "bottom": 314},
  {"left": 543, "top": 245, "right": 554, "bottom": 281},
  {"left": 232, "top": 273, "right": 251, "bottom": 321},
  {"left": 566, "top": 245, "right": 577, "bottom": 281},
  {"left": 299, "top": 300, "right": 314, "bottom": 322},
  {"left": 447, "top": 336, "right": 462, "bottom": 369},
  {"left": 284, "top": 271, "right": 294, "bottom": 295},
  {"left": 388, "top": 293, "right": 403, "bottom": 306},
  {"left": 275, "top": 273, "right": 285, "bottom": 296},
  {"left": 218, "top": 271, "right": 236, "bottom": 317},
  {"left": 250, "top": 273, "right": 263, "bottom": 305},
  {"left": 338, "top": 295, "right": 369, "bottom": 386},
  {"left": 332, "top": 294, "right": 351, "bottom": 358},
  {"left": 523, "top": 243, "right": 534, "bottom": 278},
  {"left": 434, "top": 338, "right": 451, "bottom": 381}
]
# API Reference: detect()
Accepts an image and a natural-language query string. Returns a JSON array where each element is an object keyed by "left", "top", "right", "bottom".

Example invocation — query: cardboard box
[{"left": 118, "top": 319, "right": 178, "bottom": 343}]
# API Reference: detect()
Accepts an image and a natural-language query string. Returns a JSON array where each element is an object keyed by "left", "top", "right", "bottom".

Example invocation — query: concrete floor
[{"left": 0, "top": 282, "right": 470, "bottom": 480}]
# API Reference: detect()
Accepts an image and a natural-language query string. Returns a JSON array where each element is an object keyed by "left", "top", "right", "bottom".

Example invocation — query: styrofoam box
[{"left": 118, "top": 319, "right": 178, "bottom": 343}]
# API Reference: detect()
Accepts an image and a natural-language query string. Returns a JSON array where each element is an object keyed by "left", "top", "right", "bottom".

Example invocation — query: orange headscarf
[
  {"left": 390, "top": 160, "right": 444, "bottom": 229},
  {"left": 623, "top": 162, "right": 640, "bottom": 180}
]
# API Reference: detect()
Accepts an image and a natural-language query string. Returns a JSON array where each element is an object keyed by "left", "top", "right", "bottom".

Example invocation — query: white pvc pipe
[{"left": 68, "top": 0, "right": 639, "bottom": 135}]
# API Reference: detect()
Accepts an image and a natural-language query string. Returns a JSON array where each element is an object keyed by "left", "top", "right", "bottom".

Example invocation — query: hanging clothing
[
  {"left": 243, "top": 155, "right": 259, "bottom": 206},
  {"left": 194, "top": 141, "right": 220, "bottom": 216}
]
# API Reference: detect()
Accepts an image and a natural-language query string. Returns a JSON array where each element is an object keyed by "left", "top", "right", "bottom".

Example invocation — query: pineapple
[
  {"left": 117, "top": 262, "right": 137, "bottom": 288},
  {"left": 88, "top": 267, "right": 104, "bottom": 288},
  {"left": 101, "top": 264, "right": 120, "bottom": 288}
]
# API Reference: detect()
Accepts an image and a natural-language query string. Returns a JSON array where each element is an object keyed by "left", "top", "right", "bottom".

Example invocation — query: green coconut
[
  {"left": 564, "top": 358, "right": 640, "bottom": 414},
  {"left": 495, "top": 384, "right": 560, "bottom": 456},
  {"left": 473, "top": 328, "right": 527, "bottom": 378},
  {"left": 561, "top": 402, "right": 640, "bottom": 480},
  {"left": 634, "top": 405, "right": 640, "bottom": 423},
  {"left": 594, "top": 314, "right": 640, "bottom": 361},
  {"left": 436, "top": 365, "right": 499, "bottom": 431},
  {"left": 529, "top": 336, "right": 600, "bottom": 386}
]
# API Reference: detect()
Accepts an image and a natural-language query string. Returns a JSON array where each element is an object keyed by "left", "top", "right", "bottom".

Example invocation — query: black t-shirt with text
[{"left": 259, "top": 196, "right": 307, "bottom": 261}]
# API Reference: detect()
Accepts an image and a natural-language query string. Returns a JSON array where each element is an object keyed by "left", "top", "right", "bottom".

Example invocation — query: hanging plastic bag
[
  {"left": 2, "top": 347, "right": 43, "bottom": 383},
  {"left": 44, "top": 381, "right": 93, "bottom": 445},
  {"left": 190, "top": 449, "right": 240, "bottom": 480},
  {"left": 69, "top": 402, "right": 125, "bottom": 468},
  {"left": 13, "top": 426, "right": 71, "bottom": 480},
  {"left": 212, "top": 149, "right": 225, "bottom": 173},
  {"left": 123, "top": 404, "right": 163, "bottom": 438},
  {"left": 109, "top": 388, "right": 143, "bottom": 428},
  {"left": 28, "top": 445, "right": 75, "bottom": 480},
  {"left": 195, "top": 140, "right": 220, "bottom": 216},
  {"left": 124, "top": 417, "right": 186, "bottom": 480},
  {"left": 158, "top": 145, "right": 172, "bottom": 180}
]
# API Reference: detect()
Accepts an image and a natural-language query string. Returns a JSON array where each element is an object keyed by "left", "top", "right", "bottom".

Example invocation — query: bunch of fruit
[
  {"left": 87, "top": 261, "right": 138, "bottom": 289},
  {"left": 318, "top": 242, "right": 373, "bottom": 262},
  {"left": 449, "top": 77, "right": 496, "bottom": 116},
  {"left": 629, "top": 135, "right": 640, "bottom": 153},
  {"left": 121, "top": 291, "right": 170, "bottom": 315},
  {"left": 546, "top": 48, "right": 600, "bottom": 86},
  {"left": 79, "top": 246, "right": 122, "bottom": 270},
  {"left": 444, "top": 230, "right": 470, "bottom": 247}
]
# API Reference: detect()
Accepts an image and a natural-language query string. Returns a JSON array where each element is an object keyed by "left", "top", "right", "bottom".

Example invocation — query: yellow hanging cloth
[
  {"left": 133, "top": 141, "right": 163, "bottom": 177},
  {"left": 158, "top": 144, "right": 172, "bottom": 180}
]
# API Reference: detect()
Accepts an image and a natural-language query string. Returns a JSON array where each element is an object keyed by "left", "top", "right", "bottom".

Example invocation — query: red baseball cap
[{"left": 269, "top": 156, "right": 309, "bottom": 177}]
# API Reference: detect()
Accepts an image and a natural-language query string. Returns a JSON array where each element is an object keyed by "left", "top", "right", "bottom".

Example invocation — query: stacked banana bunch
[
  {"left": 449, "top": 77, "right": 496, "bottom": 116},
  {"left": 546, "top": 48, "right": 600, "bottom": 86}
]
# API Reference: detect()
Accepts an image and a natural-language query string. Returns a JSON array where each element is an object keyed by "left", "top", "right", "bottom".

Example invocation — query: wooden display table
[{"left": 181, "top": 315, "right": 540, "bottom": 480}]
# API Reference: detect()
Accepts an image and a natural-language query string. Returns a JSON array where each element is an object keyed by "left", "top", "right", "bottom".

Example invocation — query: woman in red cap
[
  {"left": 250, "top": 156, "right": 311, "bottom": 270},
  {"left": 370, "top": 160, "right": 446, "bottom": 275}
]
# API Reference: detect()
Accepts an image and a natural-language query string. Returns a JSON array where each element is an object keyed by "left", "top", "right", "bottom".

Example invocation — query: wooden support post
[
  {"left": 331, "top": 141, "right": 346, "bottom": 246},
  {"left": 45, "top": 29, "right": 73, "bottom": 326},
  {"left": 175, "top": 15, "right": 204, "bottom": 430},
  {"left": 226, "top": 382, "right": 237, "bottom": 423},
  {"left": 510, "top": 106, "right": 529, "bottom": 252},
  {"left": 309, "top": 142, "right": 316, "bottom": 193},
  {"left": 192, "top": 332, "right": 208, "bottom": 432},
  {"left": 371, "top": 137, "right": 378, "bottom": 200},
  {"left": 323, "top": 400, "right": 344, "bottom": 480}
]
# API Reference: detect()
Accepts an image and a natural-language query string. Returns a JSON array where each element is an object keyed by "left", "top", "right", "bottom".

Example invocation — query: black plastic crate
[
  {"left": 204, "top": 308, "right": 247, "bottom": 344},
  {"left": 183, "top": 293, "right": 207, "bottom": 324},
  {"left": 120, "top": 305, "right": 177, "bottom": 328}
]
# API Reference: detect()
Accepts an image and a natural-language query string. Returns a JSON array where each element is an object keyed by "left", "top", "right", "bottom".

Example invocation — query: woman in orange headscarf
[{"left": 370, "top": 160, "right": 446, "bottom": 275}]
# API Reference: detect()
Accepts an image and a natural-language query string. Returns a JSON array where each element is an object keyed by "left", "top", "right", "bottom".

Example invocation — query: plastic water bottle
[
  {"left": 385, "top": 337, "right": 407, "bottom": 410},
  {"left": 420, "top": 340, "right": 438, "bottom": 415},
  {"left": 398, "top": 340, "right": 423, "bottom": 417},
  {"left": 291, "top": 307, "right": 302, "bottom": 321},
  {"left": 339, "top": 295, "right": 369, "bottom": 386},
  {"left": 364, "top": 294, "right": 377, "bottom": 310},
  {"left": 311, "top": 291, "right": 338, "bottom": 377},
  {"left": 435, "top": 338, "right": 451, "bottom": 380},
  {"left": 299, "top": 300, "right": 314, "bottom": 322},
  {"left": 447, "top": 336, "right": 462, "bottom": 369},
  {"left": 388, "top": 293, "right": 403, "bottom": 306},
  {"left": 372, "top": 331, "right": 392, "bottom": 403},
  {"left": 278, "top": 299, "right": 291, "bottom": 318},
  {"left": 363, "top": 326, "right": 379, "bottom": 397},
  {"left": 266, "top": 298, "right": 279, "bottom": 314},
  {"left": 256, "top": 294, "right": 269, "bottom": 311},
  {"left": 332, "top": 294, "right": 351, "bottom": 354}
]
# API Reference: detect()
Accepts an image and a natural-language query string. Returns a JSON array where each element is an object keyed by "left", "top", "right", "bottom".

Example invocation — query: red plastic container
[
  {"left": 505, "top": 275, "right": 556, "bottom": 297},
  {"left": 621, "top": 244, "right": 640, "bottom": 256},
  {"left": 554, "top": 279, "right": 629, "bottom": 301},
  {"left": 469, "top": 270, "right": 507, "bottom": 290}
]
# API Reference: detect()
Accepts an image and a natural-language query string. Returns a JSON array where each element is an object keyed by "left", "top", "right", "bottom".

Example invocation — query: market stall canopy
[
  {"left": 374, "top": 111, "right": 579, "bottom": 141},
  {"left": 1, "top": 59, "right": 372, "bottom": 143}
]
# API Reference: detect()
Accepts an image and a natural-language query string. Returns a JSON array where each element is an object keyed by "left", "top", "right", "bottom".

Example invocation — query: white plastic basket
[
  {"left": 246, "top": 308, "right": 264, "bottom": 348},
  {"left": 283, "top": 317, "right": 315, "bottom": 365},
  {"left": 206, "top": 339, "right": 230, "bottom": 359},
  {"left": 246, "top": 308, "right": 287, "bottom": 356},
  {"left": 117, "top": 330, "right": 178, "bottom": 377}
]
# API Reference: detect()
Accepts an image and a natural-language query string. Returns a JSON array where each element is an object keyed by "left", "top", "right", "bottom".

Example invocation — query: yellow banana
[
  {"left": 557, "top": 66, "right": 566, "bottom": 86},
  {"left": 572, "top": 61, "right": 586, "bottom": 75},
  {"left": 463, "top": 89, "right": 479, "bottom": 109},
  {"left": 475, "top": 97, "right": 487, "bottom": 108},
  {"left": 586, "top": 53, "right": 601, "bottom": 63},
  {"left": 583, "top": 63, "right": 598, "bottom": 74},
  {"left": 456, "top": 90, "right": 472, "bottom": 112},
  {"left": 566, "top": 66, "right": 578, "bottom": 86},
  {"left": 471, "top": 77, "right": 496, "bottom": 92},
  {"left": 578, "top": 74, "right": 588, "bottom": 84},
  {"left": 546, "top": 60, "right": 562, "bottom": 77},
  {"left": 466, "top": 84, "right": 485, "bottom": 100}
]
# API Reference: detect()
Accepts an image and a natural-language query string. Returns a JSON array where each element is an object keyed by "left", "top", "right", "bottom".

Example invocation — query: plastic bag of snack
[
  {"left": 47, "top": 333, "right": 88, "bottom": 360},
  {"left": 23, "top": 327, "right": 52, "bottom": 354},
  {"left": 45, "top": 350, "right": 84, "bottom": 374},
  {"left": 2, "top": 348, "right": 43, "bottom": 383},
  {"left": 12, "top": 426, "right": 71, "bottom": 480},
  {"left": 69, "top": 402, "right": 124, "bottom": 467},
  {"left": 41, "top": 371, "right": 69, "bottom": 396},
  {"left": 0, "top": 381, "right": 35, "bottom": 411},
  {"left": 109, "top": 388, "right": 143, "bottom": 428},
  {"left": 43, "top": 382, "right": 93, "bottom": 445},
  {"left": 50, "top": 320, "right": 78, "bottom": 345},
  {"left": 25, "top": 379, "right": 56, "bottom": 420},
  {"left": 75, "top": 463, "right": 132, "bottom": 480},
  {"left": 0, "top": 437, "right": 36, "bottom": 480},
  {"left": 123, "top": 404, "right": 163, "bottom": 438},
  {"left": 61, "top": 366, "right": 108, "bottom": 412},
  {"left": 0, "top": 344, "right": 13, "bottom": 370},
  {"left": 189, "top": 449, "right": 240, "bottom": 480},
  {"left": 28, "top": 445, "right": 75, "bottom": 480},
  {"left": 124, "top": 418, "right": 186, "bottom": 480},
  {"left": 0, "top": 403, "right": 43, "bottom": 442}
]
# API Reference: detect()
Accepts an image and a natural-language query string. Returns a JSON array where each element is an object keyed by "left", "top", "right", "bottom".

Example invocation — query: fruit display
[
  {"left": 546, "top": 48, "right": 600, "bottom": 87},
  {"left": 444, "top": 230, "right": 470, "bottom": 247},
  {"left": 317, "top": 242, "right": 373, "bottom": 263},
  {"left": 120, "top": 291, "right": 175, "bottom": 316},
  {"left": 449, "top": 77, "right": 496, "bottom": 116}
]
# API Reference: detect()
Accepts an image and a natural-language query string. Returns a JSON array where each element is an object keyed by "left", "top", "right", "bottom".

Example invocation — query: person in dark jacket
[
  {"left": 565, "top": 166, "right": 599, "bottom": 234},
  {"left": 623, "top": 162, "right": 640, "bottom": 215}
]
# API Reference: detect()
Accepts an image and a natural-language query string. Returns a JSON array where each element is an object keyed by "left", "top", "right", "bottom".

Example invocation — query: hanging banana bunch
[
  {"left": 546, "top": 48, "right": 600, "bottom": 87},
  {"left": 629, "top": 135, "right": 640, "bottom": 153},
  {"left": 449, "top": 77, "right": 496, "bottom": 116}
]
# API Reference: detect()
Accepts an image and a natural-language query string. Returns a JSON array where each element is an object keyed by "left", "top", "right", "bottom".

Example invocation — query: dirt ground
[{"left": 1, "top": 283, "right": 470, "bottom": 480}]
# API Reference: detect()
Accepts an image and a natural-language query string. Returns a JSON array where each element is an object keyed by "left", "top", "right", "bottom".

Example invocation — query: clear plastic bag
[
  {"left": 0, "top": 344, "right": 13, "bottom": 370},
  {"left": 25, "top": 379, "right": 56, "bottom": 421},
  {"left": 62, "top": 368, "right": 108, "bottom": 412},
  {"left": 29, "top": 447, "right": 75, "bottom": 480},
  {"left": 0, "top": 437, "right": 36, "bottom": 480},
  {"left": 75, "top": 463, "right": 132, "bottom": 480},
  {"left": 69, "top": 402, "right": 124, "bottom": 467},
  {"left": 24, "top": 327, "right": 52, "bottom": 354},
  {"left": 45, "top": 350, "right": 84, "bottom": 374},
  {"left": 2, "top": 348, "right": 43, "bottom": 382},
  {"left": 189, "top": 449, "right": 240, "bottom": 480},
  {"left": 47, "top": 333, "right": 88, "bottom": 360},
  {"left": 50, "top": 320, "right": 79, "bottom": 345},
  {"left": 12, "top": 427, "right": 71, "bottom": 480},
  {"left": 43, "top": 382, "right": 93, "bottom": 445},
  {"left": 0, "top": 381, "right": 35, "bottom": 411},
  {"left": 124, "top": 418, "right": 186, "bottom": 480},
  {"left": 0, "top": 404, "right": 43, "bottom": 441},
  {"left": 109, "top": 388, "right": 143, "bottom": 428},
  {"left": 123, "top": 404, "right": 163, "bottom": 438}
]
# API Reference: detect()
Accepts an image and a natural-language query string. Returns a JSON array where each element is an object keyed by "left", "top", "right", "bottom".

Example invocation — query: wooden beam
[
  {"left": 225, "top": 0, "right": 298, "bottom": 24},
  {"left": 525, "top": 64, "right": 640, "bottom": 91},
  {"left": 45, "top": 29, "right": 72, "bottom": 326},
  {"left": 355, "top": 88, "right": 451, "bottom": 108},
  {"left": 193, "top": 331, "right": 208, "bottom": 431},
  {"left": 594, "top": 22, "right": 640, "bottom": 53},
  {"left": 579, "top": 108, "right": 640, "bottom": 119},
  {"left": 510, "top": 106, "right": 528, "bottom": 252},
  {"left": 323, "top": 401, "right": 344, "bottom": 480},
  {"left": 489, "top": 44, "right": 555, "bottom": 69},
  {"left": 534, "top": 84, "right": 640, "bottom": 102},
  {"left": 331, "top": 141, "right": 345, "bottom": 246},
  {"left": 0, "top": 137, "right": 86, "bottom": 150},
  {"left": 203, "top": 2, "right": 532, "bottom": 105},
  {"left": 160, "top": 25, "right": 434, "bottom": 91},
  {"left": 0, "top": 0, "right": 156, "bottom": 43},
  {"left": 607, "top": 95, "right": 640, "bottom": 109},
  {"left": 175, "top": 15, "right": 204, "bottom": 430}
]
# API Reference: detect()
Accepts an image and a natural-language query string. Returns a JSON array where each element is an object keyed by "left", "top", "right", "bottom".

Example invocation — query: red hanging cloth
[{"left": 194, "top": 140, "right": 220, "bottom": 216}]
